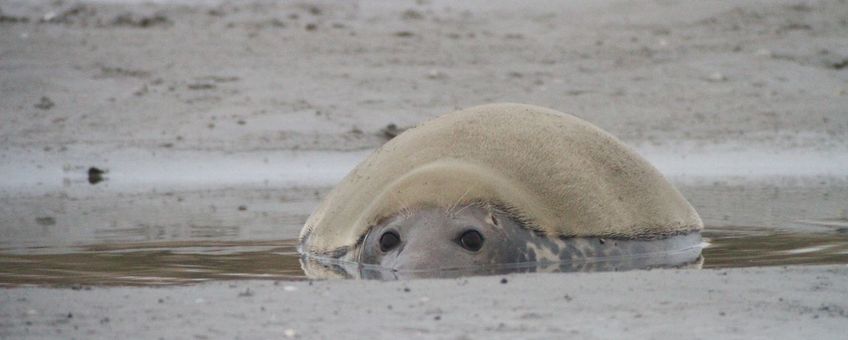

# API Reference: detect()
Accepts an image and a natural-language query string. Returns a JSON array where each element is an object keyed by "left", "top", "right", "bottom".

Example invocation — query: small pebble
[
  {"left": 427, "top": 69, "right": 446, "bottom": 79},
  {"left": 755, "top": 48, "right": 773, "bottom": 57},
  {"left": 707, "top": 72, "right": 726, "bottom": 82},
  {"left": 34, "top": 96, "right": 54, "bottom": 110}
]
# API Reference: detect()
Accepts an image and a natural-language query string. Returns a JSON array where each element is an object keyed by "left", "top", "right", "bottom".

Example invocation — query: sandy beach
[
  {"left": 3, "top": 265, "right": 847, "bottom": 339},
  {"left": 1, "top": 0, "right": 847, "bottom": 338}
]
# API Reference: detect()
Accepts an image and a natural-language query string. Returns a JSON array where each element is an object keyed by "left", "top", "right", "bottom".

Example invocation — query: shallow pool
[
  {"left": 2, "top": 177, "right": 846, "bottom": 286},
  {"left": 2, "top": 226, "right": 847, "bottom": 286}
]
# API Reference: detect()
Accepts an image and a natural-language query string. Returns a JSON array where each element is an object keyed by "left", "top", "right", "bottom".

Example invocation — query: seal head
[{"left": 359, "top": 203, "right": 531, "bottom": 270}]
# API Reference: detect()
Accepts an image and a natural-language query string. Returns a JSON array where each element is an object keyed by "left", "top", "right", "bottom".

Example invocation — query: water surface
[
  {"left": 2, "top": 177, "right": 846, "bottom": 286},
  {"left": 2, "top": 226, "right": 847, "bottom": 286}
]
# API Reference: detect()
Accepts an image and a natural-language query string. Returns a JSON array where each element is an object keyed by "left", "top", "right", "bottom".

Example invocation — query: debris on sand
[
  {"left": 198, "top": 75, "right": 240, "bottom": 83},
  {"left": 0, "top": 8, "right": 30, "bottom": 23},
  {"left": 755, "top": 48, "right": 773, "bottom": 57},
  {"left": 830, "top": 58, "right": 848, "bottom": 70},
  {"left": 706, "top": 72, "right": 727, "bottom": 82},
  {"left": 34, "top": 96, "right": 54, "bottom": 110},
  {"left": 41, "top": 4, "right": 96, "bottom": 24},
  {"left": 402, "top": 9, "right": 424, "bottom": 20},
  {"left": 111, "top": 12, "right": 171, "bottom": 28},
  {"left": 207, "top": 8, "right": 225, "bottom": 17},
  {"left": 268, "top": 18, "right": 286, "bottom": 28},
  {"left": 187, "top": 83, "right": 216, "bottom": 90},
  {"left": 35, "top": 217, "right": 56, "bottom": 226},
  {"left": 380, "top": 123, "right": 406, "bottom": 140},
  {"left": 426, "top": 69, "right": 447, "bottom": 79},
  {"left": 87, "top": 167, "right": 107, "bottom": 185},
  {"left": 96, "top": 65, "right": 150, "bottom": 79}
]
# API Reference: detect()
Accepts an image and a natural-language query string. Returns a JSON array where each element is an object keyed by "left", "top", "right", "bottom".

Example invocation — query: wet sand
[
  {"left": 2, "top": 0, "right": 848, "bottom": 338},
  {"left": 1, "top": 0, "right": 846, "bottom": 155},
  {"left": 2, "top": 265, "right": 847, "bottom": 339}
]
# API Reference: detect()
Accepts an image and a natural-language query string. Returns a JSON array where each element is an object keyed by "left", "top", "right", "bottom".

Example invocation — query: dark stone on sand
[
  {"left": 112, "top": 13, "right": 171, "bottom": 28},
  {"left": 34, "top": 96, "right": 54, "bottom": 110},
  {"left": 380, "top": 123, "right": 404, "bottom": 140},
  {"left": 35, "top": 216, "right": 56, "bottom": 226},
  {"left": 88, "top": 167, "right": 107, "bottom": 185}
]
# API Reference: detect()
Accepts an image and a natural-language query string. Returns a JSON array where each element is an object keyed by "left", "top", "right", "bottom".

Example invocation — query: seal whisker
[
  {"left": 447, "top": 188, "right": 472, "bottom": 217},
  {"left": 392, "top": 192, "right": 413, "bottom": 220},
  {"left": 450, "top": 191, "right": 476, "bottom": 218}
]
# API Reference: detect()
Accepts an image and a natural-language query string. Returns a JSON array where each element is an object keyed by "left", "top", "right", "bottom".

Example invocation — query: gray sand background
[
  {"left": 1, "top": 0, "right": 848, "bottom": 338},
  {"left": 3, "top": 266, "right": 847, "bottom": 339}
]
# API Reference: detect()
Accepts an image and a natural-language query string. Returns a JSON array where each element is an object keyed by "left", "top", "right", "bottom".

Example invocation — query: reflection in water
[
  {"left": 302, "top": 232, "right": 706, "bottom": 279},
  {"left": 299, "top": 246, "right": 704, "bottom": 280},
  {"left": 0, "top": 240, "right": 305, "bottom": 286},
  {"left": 702, "top": 226, "right": 848, "bottom": 267},
  {"left": 2, "top": 227, "right": 848, "bottom": 286}
]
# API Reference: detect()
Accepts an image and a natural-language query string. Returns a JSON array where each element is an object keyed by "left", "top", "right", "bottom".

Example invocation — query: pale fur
[{"left": 299, "top": 103, "right": 702, "bottom": 255}]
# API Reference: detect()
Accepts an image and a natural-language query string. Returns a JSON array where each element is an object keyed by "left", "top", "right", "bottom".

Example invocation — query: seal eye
[
  {"left": 458, "top": 230, "right": 484, "bottom": 252},
  {"left": 379, "top": 231, "right": 401, "bottom": 252}
]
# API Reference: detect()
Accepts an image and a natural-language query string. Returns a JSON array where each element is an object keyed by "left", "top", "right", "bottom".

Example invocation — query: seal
[{"left": 298, "top": 103, "right": 703, "bottom": 274}]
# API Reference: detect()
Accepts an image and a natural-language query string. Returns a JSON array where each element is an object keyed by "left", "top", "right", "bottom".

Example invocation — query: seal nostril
[
  {"left": 458, "top": 229, "right": 484, "bottom": 252},
  {"left": 379, "top": 231, "right": 401, "bottom": 252}
]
